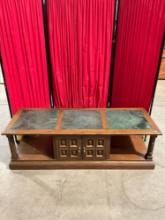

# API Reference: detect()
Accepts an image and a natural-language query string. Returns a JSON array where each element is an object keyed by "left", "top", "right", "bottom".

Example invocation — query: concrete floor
[{"left": 0, "top": 81, "right": 165, "bottom": 220}]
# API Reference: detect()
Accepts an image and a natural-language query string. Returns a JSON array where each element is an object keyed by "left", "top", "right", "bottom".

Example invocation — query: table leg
[
  {"left": 145, "top": 136, "right": 157, "bottom": 160},
  {"left": 7, "top": 135, "right": 18, "bottom": 160}
]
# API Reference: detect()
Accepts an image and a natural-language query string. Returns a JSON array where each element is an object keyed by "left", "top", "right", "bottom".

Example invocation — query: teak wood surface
[
  {"left": 2, "top": 108, "right": 161, "bottom": 136},
  {"left": 8, "top": 135, "right": 155, "bottom": 170}
]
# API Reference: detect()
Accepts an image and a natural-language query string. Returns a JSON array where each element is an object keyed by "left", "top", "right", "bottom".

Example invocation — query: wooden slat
[
  {"left": 9, "top": 160, "right": 155, "bottom": 170},
  {"left": 159, "top": 49, "right": 165, "bottom": 80}
]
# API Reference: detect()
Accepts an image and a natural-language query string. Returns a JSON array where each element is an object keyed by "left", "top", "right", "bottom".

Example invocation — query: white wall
[{"left": 0, "top": 65, "right": 4, "bottom": 83}]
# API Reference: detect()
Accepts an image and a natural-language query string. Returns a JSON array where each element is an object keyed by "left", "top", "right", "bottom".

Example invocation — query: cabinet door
[
  {"left": 54, "top": 135, "right": 110, "bottom": 161},
  {"left": 68, "top": 137, "right": 81, "bottom": 160},
  {"left": 95, "top": 136, "right": 110, "bottom": 160},
  {"left": 82, "top": 136, "right": 110, "bottom": 160},
  {"left": 55, "top": 137, "right": 69, "bottom": 160},
  {"left": 82, "top": 136, "right": 96, "bottom": 160},
  {"left": 53, "top": 136, "right": 82, "bottom": 160}
]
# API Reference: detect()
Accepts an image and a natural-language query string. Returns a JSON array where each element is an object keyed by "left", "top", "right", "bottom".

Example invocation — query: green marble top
[
  {"left": 62, "top": 110, "right": 102, "bottom": 129},
  {"left": 12, "top": 110, "right": 58, "bottom": 130},
  {"left": 106, "top": 110, "right": 151, "bottom": 129},
  {"left": 3, "top": 108, "right": 160, "bottom": 136}
]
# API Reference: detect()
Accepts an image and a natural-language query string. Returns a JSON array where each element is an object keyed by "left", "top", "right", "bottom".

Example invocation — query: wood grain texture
[
  {"left": 7, "top": 135, "right": 19, "bottom": 160},
  {"left": 159, "top": 49, "right": 165, "bottom": 80},
  {"left": 55, "top": 110, "right": 64, "bottom": 129},
  {"left": 9, "top": 160, "right": 155, "bottom": 170},
  {"left": 110, "top": 135, "right": 146, "bottom": 161}
]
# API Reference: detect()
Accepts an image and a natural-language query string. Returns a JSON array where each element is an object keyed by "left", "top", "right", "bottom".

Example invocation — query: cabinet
[{"left": 53, "top": 136, "right": 110, "bottom": 160}]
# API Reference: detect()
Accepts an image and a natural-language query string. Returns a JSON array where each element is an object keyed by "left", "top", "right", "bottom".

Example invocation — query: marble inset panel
[
  {"left": 106, "top": 110, "right": 151, "bottom": 129},
  {"left": 12, "top": 110, "right": 58, "bottom": 130},
  {"left": 62, "top": 110, "right": 102, "bottom": 129}
]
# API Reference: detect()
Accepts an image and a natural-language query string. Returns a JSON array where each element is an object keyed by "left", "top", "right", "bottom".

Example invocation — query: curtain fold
[
  {"left": 0, "top": 0, "right": 50, "bottom": 114},
  {"left": 111, "top": 0, "right": 165, "bottom": 111},
  {"left": 47, "top": 0, "right": 114, "bottom": 108}
]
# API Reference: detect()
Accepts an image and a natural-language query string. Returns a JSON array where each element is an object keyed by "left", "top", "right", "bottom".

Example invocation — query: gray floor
[{"left": 0, "top": 81, "right": 165, "bottom": 220}]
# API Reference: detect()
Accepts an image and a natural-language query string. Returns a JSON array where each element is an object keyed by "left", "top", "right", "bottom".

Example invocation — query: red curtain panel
[
  {"left": 0, "top": 0, "right": 50, "bottom": 114},
  {"left": 47, "top": 0, "right": 114, "bottom": 107},
  {"left": 111, "top": 0, "right": 165, "bottom": 111}
]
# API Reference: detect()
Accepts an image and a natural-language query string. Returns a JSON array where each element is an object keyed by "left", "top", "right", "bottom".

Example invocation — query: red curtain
[
  {"left": 0, "top": 0, "right": 50, "bottom": 114},
  {"left": 111, "top": 0, "right": 165, "bottom": 111},
  {"left": 47, "top": 0, "right": 114, "bottom": 108}
]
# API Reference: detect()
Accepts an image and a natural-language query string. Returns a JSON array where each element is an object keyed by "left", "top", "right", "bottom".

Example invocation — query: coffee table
[{"left": 2, "top": 108, "right": 161, "bottom": 169}]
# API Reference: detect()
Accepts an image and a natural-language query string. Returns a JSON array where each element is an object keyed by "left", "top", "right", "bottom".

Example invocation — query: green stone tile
[
  {"left": 12, "top": 109, "right": 58, "bottom": 130},
  {"left": 106, "top": 110, "right": 151, "bottom": 129},
  {"left": 62, "top": 110, "right": 102, "bottom": 129}
]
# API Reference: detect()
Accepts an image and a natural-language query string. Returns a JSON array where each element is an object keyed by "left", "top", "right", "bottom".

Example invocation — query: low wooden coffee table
[{"left": 2, "top": 108, "right": 161, "bottom": 169}]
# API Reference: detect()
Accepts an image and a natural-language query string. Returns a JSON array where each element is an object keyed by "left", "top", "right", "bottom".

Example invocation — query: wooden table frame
[
  {"left": 2, "top": 108, "right": 162, "bottom": 170},
  {"left": 2, "top": 108, "right": 161, "bottom": 136}
]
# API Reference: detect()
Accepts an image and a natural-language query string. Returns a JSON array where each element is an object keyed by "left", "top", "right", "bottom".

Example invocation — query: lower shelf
[{"left": 9, "top": 135, "right": 154, "bottom": 169}]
